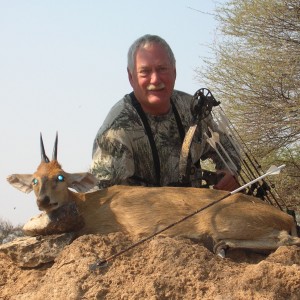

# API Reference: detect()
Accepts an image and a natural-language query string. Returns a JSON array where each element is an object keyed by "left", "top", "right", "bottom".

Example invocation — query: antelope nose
[{"left": 37, "top": 196, "right": 50, "bottom": 207}]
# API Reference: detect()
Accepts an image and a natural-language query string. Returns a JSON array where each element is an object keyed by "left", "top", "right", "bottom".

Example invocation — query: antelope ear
[
  {"left": 7, "top": 174, "right": 34, "bottom": 194},
  {"left": 66, "top": 172, "right": 98, "bottom": 192}
]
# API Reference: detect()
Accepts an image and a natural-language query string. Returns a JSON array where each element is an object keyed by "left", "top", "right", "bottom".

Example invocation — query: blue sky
[{"left": 0, "top": 0, "right": 224, "bottom": 225}]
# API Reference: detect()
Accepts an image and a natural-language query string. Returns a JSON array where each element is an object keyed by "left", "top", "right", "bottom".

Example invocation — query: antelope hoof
[{"left": 214, "top": 241, "right": 228, "bottom": 258}]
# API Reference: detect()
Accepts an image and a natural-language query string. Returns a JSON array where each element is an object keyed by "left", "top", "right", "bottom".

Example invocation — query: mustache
[{"left": 147, "top": 83, "right": 165, "bottom": 91}]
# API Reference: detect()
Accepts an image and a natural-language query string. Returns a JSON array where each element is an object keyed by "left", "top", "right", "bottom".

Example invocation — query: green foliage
[{"left": 197, "top": 0, "right": 300, "bottom": 206}]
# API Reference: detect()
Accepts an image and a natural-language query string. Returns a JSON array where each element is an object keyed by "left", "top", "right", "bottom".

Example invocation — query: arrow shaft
[
  {"left": 231, "top": 165, "right": 285, "bottom": 195},
  {"left": 213, "top": 109, "right": 286, "bottom": 208},
  {"left": 90, "top": 164, "right": 285, "bottom": 270},
  {"left": 216, "top": 141, "right": 239, "bottom": 174},
  {"left": 204, "top": 133, "right": 235, "bottom": 175}
]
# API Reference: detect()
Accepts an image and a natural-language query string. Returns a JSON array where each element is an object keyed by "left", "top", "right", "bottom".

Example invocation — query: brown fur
[
  {"left": 7, "top": 160, "right": 300, "bottom": 256},
  {"left": 35, "top": 161, "right": 63, "bottom": 177}
]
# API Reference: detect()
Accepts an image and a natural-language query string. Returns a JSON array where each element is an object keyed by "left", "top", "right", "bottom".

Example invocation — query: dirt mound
[{"left": 1, "top": 233, "right": 300, "bottom": 299}]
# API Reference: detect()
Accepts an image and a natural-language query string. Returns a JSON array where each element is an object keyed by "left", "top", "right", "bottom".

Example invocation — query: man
[{"left": 91, "top": 34, "right": 240, "bottom": 190}]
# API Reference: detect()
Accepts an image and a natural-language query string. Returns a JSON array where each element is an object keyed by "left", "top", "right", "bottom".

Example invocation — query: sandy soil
[{"left": 1, "top": 232, "right": 300, "bottom": 300}]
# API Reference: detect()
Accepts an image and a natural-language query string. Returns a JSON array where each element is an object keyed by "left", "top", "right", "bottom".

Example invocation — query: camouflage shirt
[{"left": 91, "top": 90, "right": 240, "bottom": 188}]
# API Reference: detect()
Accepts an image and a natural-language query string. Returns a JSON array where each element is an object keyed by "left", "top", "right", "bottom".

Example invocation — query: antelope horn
[
  {"left": 52, "top": 132, "right": 58, "bottom": 161},
  {"left": 40, "top": 133, "right": 50, "bottom": 163}
]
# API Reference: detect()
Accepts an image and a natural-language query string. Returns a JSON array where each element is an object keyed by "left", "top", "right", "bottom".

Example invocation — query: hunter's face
[{"left": 128, "top": 43, "right": 176, "bottom": 116}]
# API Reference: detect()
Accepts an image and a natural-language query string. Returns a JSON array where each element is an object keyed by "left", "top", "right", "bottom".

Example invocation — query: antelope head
[{"left": 7, "top": 133, "right": 98, "bottom": 213}]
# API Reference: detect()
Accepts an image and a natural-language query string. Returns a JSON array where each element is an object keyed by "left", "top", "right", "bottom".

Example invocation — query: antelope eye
[
  {"left": 57, "top": 175, "right": 65, "bottom": 182},
  {"left": 32, "top": 178, "right": 38, "bottom": 185}
]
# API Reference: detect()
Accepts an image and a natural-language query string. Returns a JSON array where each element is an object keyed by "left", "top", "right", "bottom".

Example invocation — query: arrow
[
  {"left": 231, "top": 165, "right": 285, "bottom": 194},
  {"left": 89, "top": 164, "right": 285, "bottom": 270},
  {"left": 213, "top": 108, "right": 286, "bottom": 209},
  {"left": 204, "top": 132, "right": 236, "bottom": 176},
  {"left": 208, "top": 127, "right": 239, "bottom": 174},
  {"left": 206, "top": 127, "right": 252, "bottom": 188}
]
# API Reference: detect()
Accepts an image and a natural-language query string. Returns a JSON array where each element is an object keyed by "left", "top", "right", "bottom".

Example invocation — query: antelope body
[{"left": 7, "top": 135, "right": 300, "bottom": 256}]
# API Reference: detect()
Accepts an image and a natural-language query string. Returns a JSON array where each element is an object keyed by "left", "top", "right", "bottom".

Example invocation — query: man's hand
[{"left": 213, "top": 170, "right": 240, "bottom": 192}]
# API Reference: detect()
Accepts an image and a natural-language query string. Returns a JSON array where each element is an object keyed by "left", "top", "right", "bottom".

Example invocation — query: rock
[
  {"left": 0, "top": 232, "right": 76, "bottom": 267},
  {"left": 23, "top": 202, "right": 85, "bottom": 236}
]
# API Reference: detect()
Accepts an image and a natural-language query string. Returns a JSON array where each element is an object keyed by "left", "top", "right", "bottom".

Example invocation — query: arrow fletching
[
  {"left": 266, "top": 164, "right": 286, "bottom": 175},
  {"left": 231, "top": 164, "right": 285, "bottom": 195}
]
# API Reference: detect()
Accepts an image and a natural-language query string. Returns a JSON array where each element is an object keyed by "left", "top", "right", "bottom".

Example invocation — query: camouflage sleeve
[{"left": 90, "top": 128, "right": 135, "bottom": 188}]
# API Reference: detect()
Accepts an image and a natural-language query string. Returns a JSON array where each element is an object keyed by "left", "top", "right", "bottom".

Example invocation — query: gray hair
[{"left": 127, "top": 34, "right": 176, "bottom": 72}]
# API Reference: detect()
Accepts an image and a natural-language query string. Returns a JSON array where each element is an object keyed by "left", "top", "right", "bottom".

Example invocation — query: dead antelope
[{"left": 7, "top": 134, "right": 300, "bottom": 257}]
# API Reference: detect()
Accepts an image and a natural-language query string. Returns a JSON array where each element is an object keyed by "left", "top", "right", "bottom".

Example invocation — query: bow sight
[{"left": 191, "top": 88, "right": 220, "bottom": 122}]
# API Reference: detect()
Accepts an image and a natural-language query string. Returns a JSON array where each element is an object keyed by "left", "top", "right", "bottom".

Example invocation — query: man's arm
[{"left": 90, "top": 130, "right": 135, "bottom": 188}]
